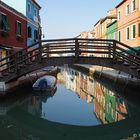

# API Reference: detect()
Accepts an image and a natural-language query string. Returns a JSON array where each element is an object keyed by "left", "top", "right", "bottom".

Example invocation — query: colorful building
[
  {"left": 94, "top": 9, "right": 117, "bottom": 39},
  {"left": 26, "top": 0, "right": 41, "bottom": 47},
  {"left": 116, "top": 0, "right": 140, "bottom": 50},
  {"left": 0, "top": 1, "right": 27, "bottom": 59},
  {"left": 94, "top": 18, "right": 103, "bottom": 39},
  {"left": 2, "top": 0, "right": 41, "bottom": 47},
  {"left": 107, "top": 20, "right": 117, "bottom": 40},
  {"left": 100, "top": 16, "right": 117, "bottom": 39}
]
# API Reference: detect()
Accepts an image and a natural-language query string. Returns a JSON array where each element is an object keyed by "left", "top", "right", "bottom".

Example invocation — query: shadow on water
[{"left": 0, "top": 67, "right": 140, "bottom": 140}]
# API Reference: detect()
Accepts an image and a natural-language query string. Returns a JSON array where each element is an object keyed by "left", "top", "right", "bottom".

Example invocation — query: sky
[{"left": 39, "top": 0, "right": 122, "bottom": 39}]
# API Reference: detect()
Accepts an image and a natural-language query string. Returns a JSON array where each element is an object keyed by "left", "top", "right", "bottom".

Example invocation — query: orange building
[
  {"left": 100, "top": 16, "right": 117, "bottom": 39},
  {"left": 116, "top": 0, "right": 140, "bottom": 49}
]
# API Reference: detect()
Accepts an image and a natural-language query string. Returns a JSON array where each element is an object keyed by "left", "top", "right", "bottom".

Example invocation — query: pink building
[{"left": 116, "top": 0, "right": 140, "bottom": 50}]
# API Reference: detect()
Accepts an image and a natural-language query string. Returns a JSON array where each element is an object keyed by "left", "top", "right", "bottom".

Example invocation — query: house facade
[
  {"left": 0, "top": 1, "right": 27, "bottom": 58},
  {"left": 2, "top": 0, "right": 41, "bottom": 47},
  {"left": 116, "top": 0, "right": 140, "bottom": 49},
  {"left": 107, "top": 20, "right": 117, "bottom": 40},
  {"left": 94, "top": 19, "right": 103, "bottom": 39},
  {"left": 26, "top": 0, "right": 41, "bottom": 47},
  {"left": 100, "top": 16, "right": 117, "bottom": 39}
]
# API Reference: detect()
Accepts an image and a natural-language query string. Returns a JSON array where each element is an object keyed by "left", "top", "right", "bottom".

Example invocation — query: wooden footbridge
[{"left": 0, "top": 38, "right": 140, "bottom": 83}]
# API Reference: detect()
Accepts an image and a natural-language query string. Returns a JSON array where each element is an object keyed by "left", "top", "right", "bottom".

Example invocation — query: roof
[
  {"left": 0, "top": 1, "right": 26, "bottom": 19},
  {"left": 116, "top": 0, "right": 127, "bottom": 8},
  {"left": 32, "top": 0, "right": 41, "bottom": 9},
  {"left": 101, "top": 16, "right": 117, "bottom": 24},
  {"left": 94, "top": 16, "right": 117, "bottom": 27},
  {"left": 94, "top": 18, "right": 104, "bottom": 27},
  {"left": 107, "top": 20, "right": 117, "bottom": 28}
]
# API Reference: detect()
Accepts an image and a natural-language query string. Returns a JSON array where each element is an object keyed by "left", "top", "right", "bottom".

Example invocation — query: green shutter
[
  {"left": 133, "top": 25, "right": 136, "bottom": 38},
  {"left": 118, "top": 31, "right": 121, "bottom": 42},
  {"left": 138, "top": 23, "right": 140, "bottom": 37},
  {"left": 127, "top": 28, "right": 130, "bottom": 40}
]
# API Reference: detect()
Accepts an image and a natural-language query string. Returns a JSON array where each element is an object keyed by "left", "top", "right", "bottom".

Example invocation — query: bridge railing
[{"left": 0, "top": 38, "right": 140, "bottom": 77}]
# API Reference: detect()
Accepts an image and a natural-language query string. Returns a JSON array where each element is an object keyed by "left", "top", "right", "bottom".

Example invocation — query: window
[
  {"left": 118, "top": 31, "right": 121, "bottom": 42},
  {"left": 132, "top": 24, "right": 136, "bottom": 39},
  {"left": 28, "top": 26, "right": 32, "bottom": 38},
  {"left": 132, "top": 0, "right": 136, "bottom": 11},
  {"left": 126, "top": 27, "right": 130, "bottom": 40},
  {"left": 118, "top": 11, "right": 121, "bottom": 20},
  {"left": 28, "top": 3, "right": 31, "bottom": 13},
  {"left": 0, "top": 13, "right": 9, "bottom": 31},
  {"left": 34, "top": 29, "right": 38, "bottom": 40},
  {"left": 138, "top": 23, "right": 140, "bottom": 37},
  {"left": 16, "top": 21, "right": 22, "bottom": 36},
  {"left": 126, "top": 4, "right": 130, "bottom": 15},
  {"left": 34, "top": 9, "right": 37, "bottom": 17}
]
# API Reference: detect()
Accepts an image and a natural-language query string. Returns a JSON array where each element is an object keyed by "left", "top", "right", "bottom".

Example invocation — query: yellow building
[
  {"left": 94, "top": 9, "right": 117, "bottom": 39},
  {"left": 100, "top": 16, "right": 117, "bottom": 39}
]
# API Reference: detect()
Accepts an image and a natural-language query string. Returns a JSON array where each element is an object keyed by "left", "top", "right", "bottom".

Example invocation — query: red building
[{"left": 0, "top": 1, "right": 27, "bottom": 58}]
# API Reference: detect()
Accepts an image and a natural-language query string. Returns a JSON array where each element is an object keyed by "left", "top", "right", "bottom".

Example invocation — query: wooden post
[
  {"left": 108, "top": 43, "right": 111, "bottom": 58},
  {"left": 113, "top": 41, "right": 117, "bottom": 63},
  {"left": 75, "top": 39, "right": 79, "bottom": 58},
  {"left": 15, "top": 53, "right": 18, "bottom": 73},
  {"left": 47, "top": 45, "right": 49, "bottom": 58},
  {"left": 38, "top": 26, "right": 42, "bottom": 63}
]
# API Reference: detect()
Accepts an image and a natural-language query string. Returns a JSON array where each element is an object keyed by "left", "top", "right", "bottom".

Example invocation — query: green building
[{"left": 107, "top": 20, "right": 117, "bottom": 40}]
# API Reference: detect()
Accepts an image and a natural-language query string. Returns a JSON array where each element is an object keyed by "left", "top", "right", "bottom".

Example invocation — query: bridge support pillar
[
  {"left": 0, "top": 80, "right": 19, "bottom": 95},
  {"left": 137, "top": 69, "right": 140, "bottom": 79},
  {"left": 38, "top": 41, "right": 42, "bottom": 63}
]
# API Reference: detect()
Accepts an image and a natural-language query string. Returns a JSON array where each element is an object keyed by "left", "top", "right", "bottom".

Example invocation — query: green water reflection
[{"left": 0, "top": 67, "right": 140, "bottom": 140}]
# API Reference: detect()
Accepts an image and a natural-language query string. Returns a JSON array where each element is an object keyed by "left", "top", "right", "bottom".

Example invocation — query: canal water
[{"left": 0, "top": 66, "right": 140, "bottom": 140}]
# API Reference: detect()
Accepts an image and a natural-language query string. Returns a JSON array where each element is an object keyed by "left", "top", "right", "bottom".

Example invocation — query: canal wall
[
  {"left": 0, "top": 67, "right": 58, "bottom": 95},
  {"left": 71, "top": 64, "right": 140, "bottom": 107},
  {"left": 71, "top": 64, "right": 140, "bottom": 94}
]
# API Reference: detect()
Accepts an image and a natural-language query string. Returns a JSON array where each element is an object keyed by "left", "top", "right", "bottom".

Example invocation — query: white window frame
[
  {"left": 28, "top": 2, "right": 31, "bottom": 14},
  {"left": 16, "top": 21, "right": 22, "bottom": 36},
  {"left": 126, "top": 4, "right": 130, "bottom": 16},
  {"left": 34, "top": 8, "right": 37, "bottom": 17},
  {"left": 139, "top": 0, "right": 140, "bottom": 11},
  {"left": 118, "top": 11, "right": 121, "bottom": 20},
  {"left": 131, "top": 24, "right": 136, "bottom": 39},
  {"left": 131, "top": 0, "right": 136, "bottom": 12},
  {"left": 126, "top": 26, "right": 130, "bottom": 40}
]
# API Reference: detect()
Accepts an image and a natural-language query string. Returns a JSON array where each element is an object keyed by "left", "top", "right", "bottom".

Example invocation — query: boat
[{"left": 32, "top": 75, "right": 56, "bottom": 91}]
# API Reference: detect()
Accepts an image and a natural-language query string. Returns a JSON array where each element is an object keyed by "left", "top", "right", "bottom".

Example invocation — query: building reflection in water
[
  {"left": 0, "top": 67, "right": 139, "bottom": 140},
  {"left": 57, "top": 67, "right": 128, "bottom": 124}
]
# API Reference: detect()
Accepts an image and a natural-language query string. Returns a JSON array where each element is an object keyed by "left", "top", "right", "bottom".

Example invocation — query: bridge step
[
  {"left": 117, "top": 60, "right": 123, "bottom": 64},
  {"left": 2, "top": 73, "right": 9, "bottom": 76},
  {"left": 9, "top": 70, "right": 15, "bottom": 73},
  {"left": 129, "top": 66, "right": 137, "bottom": 69},
  {"left": 0, "top": 75, "right": 4, "bottom": 79},
  {"left": 18, "top": 64, "right": 26, "bottom": 68},
  {"left": 123, "top": 63, "right": 130, "bottom": 66},
  {"left": 26, "top": 62, "right": 32, "bottom": 65}
]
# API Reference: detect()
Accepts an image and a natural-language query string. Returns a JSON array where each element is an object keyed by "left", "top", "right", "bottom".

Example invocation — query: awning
[{"left": 126, "top": 46, "right": 140, "bottom": 54}]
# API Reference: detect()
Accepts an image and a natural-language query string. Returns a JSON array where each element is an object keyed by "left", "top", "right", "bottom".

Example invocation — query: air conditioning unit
[{"left": 34, "top": 16, "right": 38, "bottom": 22}]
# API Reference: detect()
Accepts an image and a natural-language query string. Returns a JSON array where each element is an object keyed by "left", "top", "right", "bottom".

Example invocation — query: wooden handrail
[{"left": 0, "top": 38, "right": 140, "bottom": 80}]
